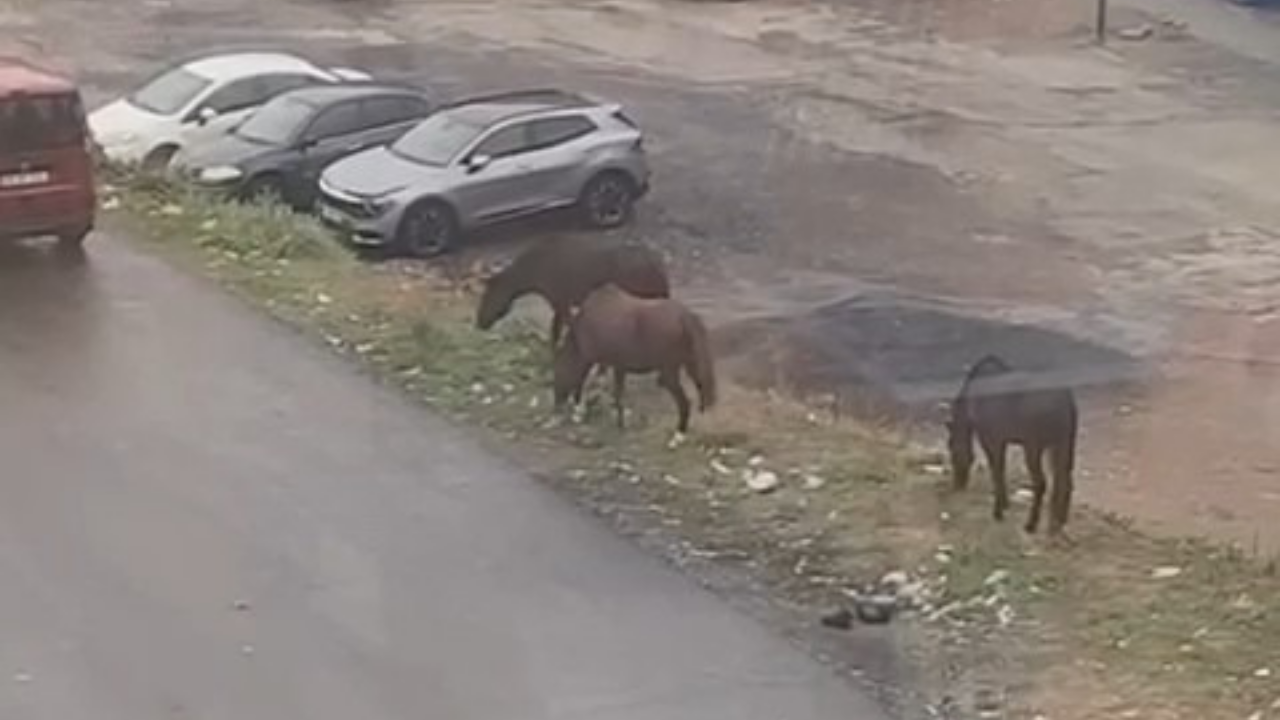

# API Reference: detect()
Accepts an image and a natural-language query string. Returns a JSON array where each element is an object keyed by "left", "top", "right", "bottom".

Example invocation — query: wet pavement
[{"left": 0, "top": 236, "right": 890, "bottom": 719}]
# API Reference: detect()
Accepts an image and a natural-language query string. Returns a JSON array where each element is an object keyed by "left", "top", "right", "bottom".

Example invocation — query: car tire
[
  {"left": 242, "top": 174, "right": 287, "bottom": 206},
  {"left": 396, "top": 200, "right": 458, "bottom": 258},
  {"left": 56, "top": 226, "right": 90, "bottom": 249},
  {"left": 141, "top": 145, "right": 178, "bottom": 173},
  {"left": 580, "top": 172, "right": 637, "bottom": 229}
]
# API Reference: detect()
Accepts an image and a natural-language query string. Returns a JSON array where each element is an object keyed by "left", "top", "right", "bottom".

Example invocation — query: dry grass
[{"left": 108, "top": 170, "right": 1280, "bottom": 720}]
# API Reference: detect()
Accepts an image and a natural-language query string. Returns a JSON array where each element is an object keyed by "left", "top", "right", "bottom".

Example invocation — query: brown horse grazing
[
  {"left": 553, "top": 285, "right": 716, "bottom": 433},
  {"left": 946, "top": 354, "right": 1079, "bottom": 535},
  {"left": 475, "top": 236, "right": 671, "bottom": 344}
]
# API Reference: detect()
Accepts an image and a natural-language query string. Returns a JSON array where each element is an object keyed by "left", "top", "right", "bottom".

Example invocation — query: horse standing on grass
[
  {"left": 553, "top": 285, "right": 716, "bottom": 433},
  {"left": 475, "top": 236, "right": 670, "bottom": 345},
  {"left": 945, "top": 354, "right": 1079, "bottom": 535}
]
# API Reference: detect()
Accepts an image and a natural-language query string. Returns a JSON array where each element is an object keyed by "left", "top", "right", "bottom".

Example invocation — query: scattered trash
[
  {"left": 470, "top": 382, "right": 486, "bottom": 396},
  {"left": 973, "top": 687, "right": 1004, "bottom": 717},
  {"left": 159, "top": 203, "right": 184, "bottom": 216},
  {"left": 747, "top": 455, "right": 767, "bottom": 468},
  {"left": 1118, "top": 24, "right": 1154, "bottom": 40},
  {"left": 880, "top": 570, "right": 910, "bottom": 590},
  {"left": 821, "top": 607, "right": 854, "bottom": 630},
  {"left": 101, "top": 197, "right": 121, "bottom": 211},
  {"left": 1014, "top": 488, "right": 1034, "bottom": 503},
  {"left": 666, "top": 432, "right": 686, "bottom": 450},
  {"left": 744, "top": 469, "right": 780, "bottom": 493},
  {"left": 709, "top": 459, "right": 732, "bottom": 476},
  {"left": 1254, "top": 667, "right": 1272, "bottom": 678},
  {"left": 1151, "top": 566, "right": 1183, "bottom": 580},
  {"left": 997, "top": 604, "right": 1015, "bottom": 627},
  {"left": 662, "top": 474, "right": 682, "bottom": 487},
  {"left": 232, "top": 599, "right": 251, "bottom": 612},
  {"left": 935, "top": 551, "right": 952, "bottom": 565},
  {"left": 923, "top": 463, "right": 946, "bottom": 476},
  {"left": 199, "top": 218, "right": 218, "bottom": 232},
  {"left": 853, "top": 593, "right": 898, "bottom": 624},
  {"left": 984, "top": 569, "right": 1010, "bottom": 587},
  {"left": 802, "top": 473, "right": 826, "bottom": 490}
]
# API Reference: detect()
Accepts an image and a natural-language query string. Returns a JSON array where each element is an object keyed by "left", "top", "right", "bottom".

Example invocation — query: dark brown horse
[
  {"left": 946, "top": 354, "right": 1078, "bottom": 535},
  {"left": 475, "top": 236, "right": 671, "bottom": 344},
  {"left": 553, "top": 285, "right": 716, "bottom": 433}
]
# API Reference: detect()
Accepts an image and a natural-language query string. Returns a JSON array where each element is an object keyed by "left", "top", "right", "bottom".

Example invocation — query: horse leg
[
  {"left": 612, "top": 367, "right": 628, "bottom": 429},
  {"left": 1048, "top": 444, "right": 1074, "bottom": 536},
  {"left": 550, "top": 309, "right": 565, "bottom": 347},
  {"left": 1023, "top": 444, "right": 1048, "bottom": 534},
  {"left": 660, "top": 367, "right": 692, "bottom": 433},
  {"left": 980, "top": 437, "right": 1009, "bottom": 521}
]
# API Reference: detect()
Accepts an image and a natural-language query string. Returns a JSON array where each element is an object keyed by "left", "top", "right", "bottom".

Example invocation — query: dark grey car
[{"left": 173, "top": 83, "right": 432, "bottom": 210}]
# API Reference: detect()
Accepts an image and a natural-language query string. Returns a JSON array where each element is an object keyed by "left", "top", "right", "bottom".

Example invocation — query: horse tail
[
  {"left": 1061, "top": 393, "right": 1078, "bottom": 474},
  {"left": 682, "top": 310, "right": 717, "bottom": 410}
]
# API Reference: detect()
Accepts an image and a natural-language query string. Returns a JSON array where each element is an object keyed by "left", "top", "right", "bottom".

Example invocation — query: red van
[{"left": 0, "top": 58, "right": 95, "bottom": 247}]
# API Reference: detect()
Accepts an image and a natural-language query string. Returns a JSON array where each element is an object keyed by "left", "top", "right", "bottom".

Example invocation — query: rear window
[{"left": 0, "top": 94, "right": 85, "bottom": 153}]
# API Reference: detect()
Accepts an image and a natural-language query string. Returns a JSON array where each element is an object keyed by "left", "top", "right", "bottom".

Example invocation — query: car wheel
[
  {"left": 242, "top": 175, "right": 286, "bottom": 206},
  {"left": 141, "top": 145, "right": 178, "bottom": 173},
  {"left": 396, "top": 201, "right": 458, "bottom": 258},
  {"left": 56, "top": 226, "right": 90, "bottom": 249},
  {"left": 580, "top": 172, "right": 636, "bottom": 229}
]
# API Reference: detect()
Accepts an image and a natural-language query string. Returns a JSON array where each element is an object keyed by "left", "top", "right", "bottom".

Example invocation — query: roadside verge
[{"left": 107, "top": 170, "right": 1280, "bottom": 720}]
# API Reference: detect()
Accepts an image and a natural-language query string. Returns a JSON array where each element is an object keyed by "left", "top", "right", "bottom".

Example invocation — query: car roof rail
[{"left": 442, "top": 88, "right": 587, "bottom": 110}]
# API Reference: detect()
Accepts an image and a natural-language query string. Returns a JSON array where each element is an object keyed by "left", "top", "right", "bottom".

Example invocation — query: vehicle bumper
[
  {"left": 0, "top": 189, "right": 95, "bottom": 241},
  {"left": 95, "top": 139, "right": 149, "bottom": 166},
  {"left": 316, "top": 198, "right": 399, "bottom": 248}
]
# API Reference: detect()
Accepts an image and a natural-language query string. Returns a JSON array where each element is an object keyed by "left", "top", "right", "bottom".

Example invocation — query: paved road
[{"left": 0, "top": 236, "right": 888, "bottom": 719}]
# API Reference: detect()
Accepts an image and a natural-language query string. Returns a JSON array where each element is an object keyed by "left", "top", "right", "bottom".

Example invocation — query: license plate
[{"left": 0, "top": 170, "right": 50, "bottom": 188}]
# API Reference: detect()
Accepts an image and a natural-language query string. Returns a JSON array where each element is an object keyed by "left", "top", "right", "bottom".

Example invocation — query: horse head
[
  {"left": 475, "top": 262, "right": 518, "bottom": 330},
  {"left": 943, "top": 400, "right": 975, "bottom": 490}
]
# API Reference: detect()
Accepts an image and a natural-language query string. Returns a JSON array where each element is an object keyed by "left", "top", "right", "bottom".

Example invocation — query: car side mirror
[
  {"left": 197, "top": 107, "right": 219, "bottom": 126},
  {"left": 465, "top": 154, "right": 491, "bottom": 174}
]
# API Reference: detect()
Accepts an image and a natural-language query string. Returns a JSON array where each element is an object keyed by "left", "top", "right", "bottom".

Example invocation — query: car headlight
[
  {"left": 95, "top": 130, "right": 138, "bottom": 147},
  {"left": 362, "top": 197, "right": 392, "bottom": 216},
  {"left": 197, "top": 166, "right": 244, "bottom": 184}
]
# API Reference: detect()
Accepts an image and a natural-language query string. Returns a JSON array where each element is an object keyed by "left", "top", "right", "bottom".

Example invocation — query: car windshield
[
  {"left": 234, "top": 95, "right": 315, "bottom": 146},
  {"left": 0, "top": 94, "right": 85, "bottom": 153},
  {"left": 390, "top": 113, "right": 484, "bottom": 167},
  {"left": 127, "top": 67, "right": 212, "bottom": 116}
]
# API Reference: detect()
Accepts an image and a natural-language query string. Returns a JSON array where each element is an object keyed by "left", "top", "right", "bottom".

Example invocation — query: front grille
[{"left": 319, "top": 188, "right": 374, "bottom": 220}]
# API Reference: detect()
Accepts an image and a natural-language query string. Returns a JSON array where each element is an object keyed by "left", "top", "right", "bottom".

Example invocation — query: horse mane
[
  {"left": 965, "top": 354, "right": 1012, "bottom": 381},
  {"left": 952, "top": 354, "right": 1014, "bottom": 415}
]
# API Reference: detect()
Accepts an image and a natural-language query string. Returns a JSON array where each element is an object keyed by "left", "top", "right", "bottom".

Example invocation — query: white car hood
[{"left": 88, "top": 99, "right": 167, "bottom": 145}]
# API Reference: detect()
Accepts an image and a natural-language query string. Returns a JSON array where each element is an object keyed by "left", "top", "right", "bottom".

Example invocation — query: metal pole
[{"left": 1096, "top": 0, "right": 1108, "bottom": 43}]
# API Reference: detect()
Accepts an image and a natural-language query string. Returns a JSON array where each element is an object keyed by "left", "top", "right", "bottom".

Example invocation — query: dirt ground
[{"left": 7, "top": 0, "right": 1280, "bottom": 549}]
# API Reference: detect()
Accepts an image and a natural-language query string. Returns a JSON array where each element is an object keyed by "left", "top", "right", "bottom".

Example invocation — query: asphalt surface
[{"left": 0, "top": 237, "right": 889, "bottom": 719}]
